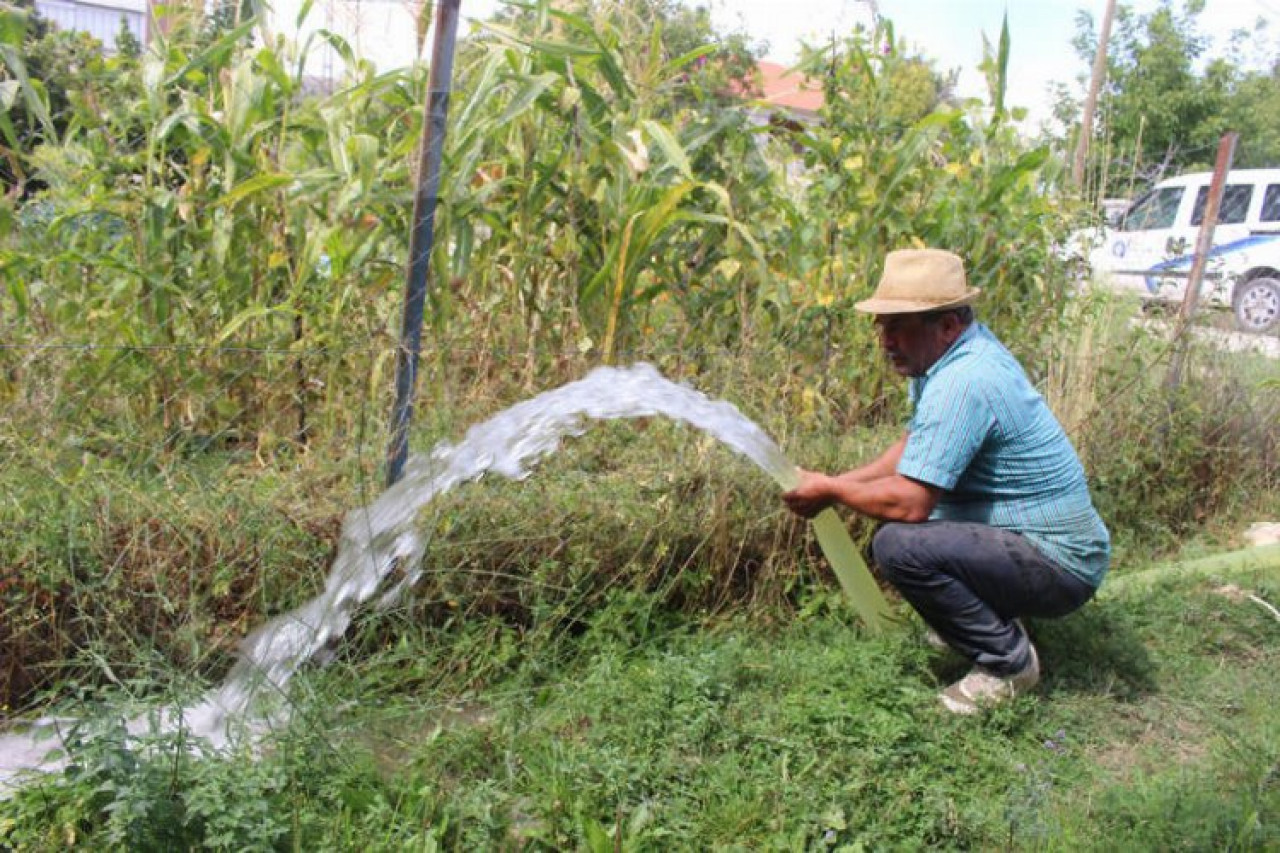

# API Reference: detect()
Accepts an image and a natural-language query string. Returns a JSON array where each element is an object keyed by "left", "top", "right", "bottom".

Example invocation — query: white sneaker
[{"left": 939, "top": 643, "right": 1040, "bottom": 715}]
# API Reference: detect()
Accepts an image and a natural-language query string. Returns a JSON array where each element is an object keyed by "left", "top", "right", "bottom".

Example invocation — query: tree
[
  {"left": 1058, "top": 0, "right": 1280, "bottom": 197},
  {"left": 1, "top": 0, "right": 141, "bottom": 197},
  {"left": 1215, "top": 57, "right": 1280, "bottom": 168},
  {"left": 1100, "top": 1, "right": 1215, "bottom": 187}
]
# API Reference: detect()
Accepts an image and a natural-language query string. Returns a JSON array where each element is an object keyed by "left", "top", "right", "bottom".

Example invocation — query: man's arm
[
  {"left": 837, "top": 434, "right": 908, "bottom": 483},
  {"left": 782, "top": 433, "right": 942, "bottom": 522}
]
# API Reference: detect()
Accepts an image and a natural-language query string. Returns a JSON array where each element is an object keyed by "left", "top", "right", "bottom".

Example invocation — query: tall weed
[{"left": 1061, "top": 315, "right": 1280, "bottom": 558}]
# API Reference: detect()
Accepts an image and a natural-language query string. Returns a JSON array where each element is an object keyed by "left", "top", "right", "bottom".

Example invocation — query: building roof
[{"left": 753, "top": 61, "right": 824, "bottom": 118}]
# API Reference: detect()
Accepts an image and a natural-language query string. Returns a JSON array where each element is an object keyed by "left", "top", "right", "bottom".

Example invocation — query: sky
[
  {"left": 698, "top": 0, "right": 1275, "bottom": 126},
  {"left": 447, "top": 0, "right": 1276, "bottom": 128}
]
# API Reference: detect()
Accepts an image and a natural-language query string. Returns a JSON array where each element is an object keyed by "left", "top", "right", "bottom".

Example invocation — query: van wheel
[{"left": 1233, "top": 276, "right": 1280, "bottom": 334}]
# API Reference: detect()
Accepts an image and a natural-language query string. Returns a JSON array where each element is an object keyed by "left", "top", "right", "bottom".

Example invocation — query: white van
[{"left": 1082, "top": 168, "right": 1280, "bottom": 333}]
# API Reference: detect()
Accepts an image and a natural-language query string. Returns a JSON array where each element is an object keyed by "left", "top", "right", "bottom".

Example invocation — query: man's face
[{"left": 873, "top": 313, "right": 960, "bottom": 377}]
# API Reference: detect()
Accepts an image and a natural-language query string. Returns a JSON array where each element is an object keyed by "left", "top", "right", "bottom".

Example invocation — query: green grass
[
  {"left": 5, "top": 561, "right": 1278, "bottom": 850},
  {"left": 0, "top": 448, "right": 352, "bottom": 711}
]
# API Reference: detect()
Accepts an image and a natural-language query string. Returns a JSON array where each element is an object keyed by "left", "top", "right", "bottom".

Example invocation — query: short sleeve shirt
[{"left": 897, "top": 323, "right": 1110, "bottom": 587}]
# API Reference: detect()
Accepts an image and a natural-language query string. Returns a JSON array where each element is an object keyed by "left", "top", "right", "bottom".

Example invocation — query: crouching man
[{"left": 783, "top": 249, "right": 1110, "bottom": 714}]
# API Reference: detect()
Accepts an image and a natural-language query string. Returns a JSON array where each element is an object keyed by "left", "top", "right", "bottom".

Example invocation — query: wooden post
[
  {"left": 1165, "top": 132, "right": 1237, "bottom": 390},
  {"left": 1073, "top": 0, "right": 1117, "bottom": 190}
]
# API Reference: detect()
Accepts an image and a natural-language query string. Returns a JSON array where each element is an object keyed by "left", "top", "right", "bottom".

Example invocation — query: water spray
[{"left": 1, "top": 364, "right": 894, "bottom": 792}]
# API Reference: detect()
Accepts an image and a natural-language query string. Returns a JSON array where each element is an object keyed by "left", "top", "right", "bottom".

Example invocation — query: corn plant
[
  {"left": 436, "top": 0, "right": 762, "bottom": 381},
  {"left": 4, "top": 15, "right": 425, "bottom": 449},
  {"left": 770, "top": 23, "right": 1079, "bottom": 423},
  {"left": 2, "top": 1, "right": 1083, "bottom": 454}
]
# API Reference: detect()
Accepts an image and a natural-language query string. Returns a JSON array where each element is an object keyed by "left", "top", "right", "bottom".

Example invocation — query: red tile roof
[{"left": 755, "top": 60, "right": 824, "bottom": 115}]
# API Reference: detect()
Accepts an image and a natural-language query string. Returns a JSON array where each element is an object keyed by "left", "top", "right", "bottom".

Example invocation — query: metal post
[
  {"left": 386, "top": 0, "right": 463, "bottom": 487},
  {"left": 1165, "top": 131, "right": 1237, "bottom": 391}
]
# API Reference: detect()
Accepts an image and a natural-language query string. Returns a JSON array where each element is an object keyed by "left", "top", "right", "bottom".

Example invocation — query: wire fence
[
  {"left": 2, "top": 307, "right": 1277, "bottom": 713},
  {"left": 0, "top": 332, "right": 850, "bottom": 709},
  {"left": 0, "top": 334, "right": 898, "bottom": 472},
  {"left": 1, "top": 325, "right": 1249, "bottom": 500}
]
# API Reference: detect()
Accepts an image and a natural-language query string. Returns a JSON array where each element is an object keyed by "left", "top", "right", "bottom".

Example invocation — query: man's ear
[{"left": 941, "top": 313, "right": 966, "bottom": 343}]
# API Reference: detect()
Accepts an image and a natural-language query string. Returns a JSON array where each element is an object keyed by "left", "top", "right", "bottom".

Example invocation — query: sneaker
[{"left": 938, "top": 643, "right": 1040, "bottom": 715}]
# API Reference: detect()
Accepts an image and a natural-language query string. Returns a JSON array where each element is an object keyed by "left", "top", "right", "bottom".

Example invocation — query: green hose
[
  {"left": 812, "top": 508, "right": 897, "bottom": 633},
  {"left": 775, "top": 467, "right": 896, "bottom": 633},
  {"left": 1101, "top": 543, "right": 1280, "bottom": 597}
]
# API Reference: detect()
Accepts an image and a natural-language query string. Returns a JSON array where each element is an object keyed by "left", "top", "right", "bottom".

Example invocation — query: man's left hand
[{"left": 782, "top": 469, "right": 834, "bottom": 519}]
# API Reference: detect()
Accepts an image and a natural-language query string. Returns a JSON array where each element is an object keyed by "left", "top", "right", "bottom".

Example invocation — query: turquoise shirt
[{"left": 898, "top": 323, "right": 1110, "bottom": 587}]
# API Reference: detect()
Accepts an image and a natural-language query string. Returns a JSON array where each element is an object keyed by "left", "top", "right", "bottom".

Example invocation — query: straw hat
[{"left": 854, "top": 249, "right": 981, "bottom": 314}]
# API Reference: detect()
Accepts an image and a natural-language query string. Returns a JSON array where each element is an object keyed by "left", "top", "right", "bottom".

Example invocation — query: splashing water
[{"left": 0, "top": 363, "right": 887, "bottom": 793}]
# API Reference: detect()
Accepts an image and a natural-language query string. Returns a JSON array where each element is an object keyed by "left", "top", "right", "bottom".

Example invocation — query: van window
[
  {"left": 1262, "top": 184, "right": 1280, "bottom": 223},
  {"left": 1191, "top": 184, "right": 1253, "bottom": 225},
  {"left": 1121, "top": 186, "right": 1183, "bottom": 231}
]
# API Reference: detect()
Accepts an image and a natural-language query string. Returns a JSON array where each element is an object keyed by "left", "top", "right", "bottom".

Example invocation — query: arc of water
[{"left": 1, "top": 363, "right": 892, "bottom": 792}]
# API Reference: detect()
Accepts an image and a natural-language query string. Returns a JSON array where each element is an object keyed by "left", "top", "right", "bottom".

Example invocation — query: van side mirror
[{"left": 1101, "top": 199, "right": 1128, "bottom": 228}]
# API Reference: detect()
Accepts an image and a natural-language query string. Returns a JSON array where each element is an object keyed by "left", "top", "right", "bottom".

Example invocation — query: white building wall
[
  {"left": 33, "top": 0, "right": 427, "bottom": 76},
  {"left": 265, "top": 0, "right": 426, "bottom": 85},
  {"left": 35, "top": 0, "right": 147, "bottom": 49}
]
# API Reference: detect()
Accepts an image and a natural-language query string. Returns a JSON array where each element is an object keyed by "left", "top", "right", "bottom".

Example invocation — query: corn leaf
[
  {"left": 640, "top": 120, "right": 692, "bottom": 179},
  {"left": 495, "top": 72, "right": 560, "bottom": 126},
  {"left": 216, "top": 174, "right": 293, "bottom": 208}
]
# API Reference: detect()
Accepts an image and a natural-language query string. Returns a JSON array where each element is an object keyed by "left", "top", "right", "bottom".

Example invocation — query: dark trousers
[{"left": 872, "top": 521, "right": 1096, "bottom": 676}]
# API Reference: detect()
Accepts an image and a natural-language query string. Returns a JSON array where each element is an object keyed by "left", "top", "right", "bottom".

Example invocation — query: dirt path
[{"left": 1132, "top": 318, "right": 1280, "bottom": 359}]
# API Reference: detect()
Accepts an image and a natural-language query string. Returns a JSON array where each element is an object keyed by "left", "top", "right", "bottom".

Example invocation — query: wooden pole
[
  {"left": 1073, "top": 0, "right": 1117, "bottom": 190},
  {"left": 1165, "top": 132, "right": 1237, "bottom": 391}
]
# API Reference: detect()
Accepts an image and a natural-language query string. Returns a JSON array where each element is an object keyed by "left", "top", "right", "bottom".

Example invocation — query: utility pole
[
  {"left": 1073, "top": 0, "right": 1117, "bottom": 190},
  {"left": 1165, "top": 132, "right": 1237, "bottom": 391},
  {"left": 386, "top": 0, "right": 463, "bottom": 487}
]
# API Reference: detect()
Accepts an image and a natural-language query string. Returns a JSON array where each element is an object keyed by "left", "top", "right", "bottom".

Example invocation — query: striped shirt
[{"left": 898, "top": 323, "right": 1111, "bottom": 587}]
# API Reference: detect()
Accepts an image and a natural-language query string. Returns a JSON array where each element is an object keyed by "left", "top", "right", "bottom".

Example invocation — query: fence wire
[
  {"left": 0, "top": 336, "right": 879, "bottom": 466},
  {"left": 2, "top": 316, "right": 1276, "bottom": 716},
  {"left": 0, "top": 333, "right": 845, "bottom": 708}
]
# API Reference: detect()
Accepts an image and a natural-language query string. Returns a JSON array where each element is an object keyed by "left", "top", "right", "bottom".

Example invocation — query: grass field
[{"left": 4, "top": 540, "right": 1278, "bottom": 850}]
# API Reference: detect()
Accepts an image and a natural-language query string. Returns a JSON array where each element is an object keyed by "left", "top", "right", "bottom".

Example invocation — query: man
[{"left": 783, "top": 248, "right": 1110, "bottom": 715}]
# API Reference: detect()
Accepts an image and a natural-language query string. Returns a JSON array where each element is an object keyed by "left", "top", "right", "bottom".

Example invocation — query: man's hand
[
  {"left": 782, "top": 469, "right": 834, "bottom": 519},
  {"left": 783, "top": 455, "right": 942, "bottom": 523}
]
